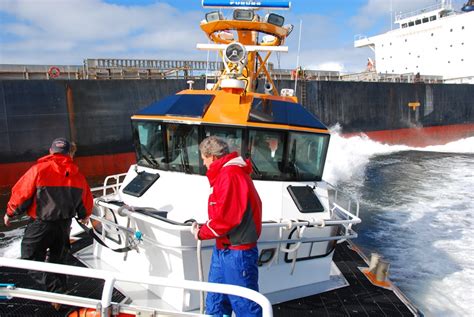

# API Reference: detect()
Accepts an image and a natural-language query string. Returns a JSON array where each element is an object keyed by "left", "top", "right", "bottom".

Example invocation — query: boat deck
[
  {"left": 0, "top": 236, "right": 419, "bottom": 316},
  {"left": 273, "top": 241, "right": 419, "bottom": 316},
  {"left": 0, "top": 234, "right": 126, "bottom": 316}
]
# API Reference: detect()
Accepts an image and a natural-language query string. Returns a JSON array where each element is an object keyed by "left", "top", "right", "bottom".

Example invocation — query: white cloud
[{"left": 0, "top": 0, "right": 206, "bottom": 64}]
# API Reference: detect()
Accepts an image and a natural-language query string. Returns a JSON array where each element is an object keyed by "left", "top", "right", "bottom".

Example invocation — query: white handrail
[{"left": 0, "top": 257, "right": 273, "bottom": 317}]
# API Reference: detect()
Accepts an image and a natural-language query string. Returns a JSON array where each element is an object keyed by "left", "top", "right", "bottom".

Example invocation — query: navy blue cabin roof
[
  {"left": 136, "top": 93, "right": 327, "bottom": 131},
  {"left": 248, "top": 98, "right": 327, "bottom": 130},
  {"left": 136, "top": 94, "right": 214, "bottom": 117}
]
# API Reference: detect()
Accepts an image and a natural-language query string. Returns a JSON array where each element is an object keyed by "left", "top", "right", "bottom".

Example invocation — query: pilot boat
[{"left": 0, "top": 1, "right": 421, "bottom": 316}]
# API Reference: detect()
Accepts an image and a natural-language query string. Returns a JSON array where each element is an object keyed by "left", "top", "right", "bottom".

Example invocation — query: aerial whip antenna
[{"left": 294, "top": 19, "right": 302, "bottom": 94}]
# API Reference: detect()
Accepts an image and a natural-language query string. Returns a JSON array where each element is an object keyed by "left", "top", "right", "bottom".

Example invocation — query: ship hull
[{"left": 1, "top": 79, "right": 473, "bottom": 186}]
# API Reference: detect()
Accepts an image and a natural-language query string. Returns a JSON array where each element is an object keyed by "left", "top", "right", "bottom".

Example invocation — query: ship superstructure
[{"left": 355, "top": 0, "right": 474, "bottom": 83}]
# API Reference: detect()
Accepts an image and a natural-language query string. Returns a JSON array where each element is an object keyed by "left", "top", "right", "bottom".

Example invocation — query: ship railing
[
  {"left": 0, "top": 257, "right": 273, "bottom": 317},
  {"left": 92, "top": 198, "right": 360, "bottom": 253},
  {"left": 395, "top": 1, "right": 452, "bottom": 22},
  {"left": 91, "top": 173, "right": 127, "bottom": 197}
]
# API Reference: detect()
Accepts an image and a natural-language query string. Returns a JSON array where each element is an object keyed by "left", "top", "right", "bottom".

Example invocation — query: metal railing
[
  {"left": 395, "top": 1, "right": 452, "bottom": 22},
  {"left": 0, "top": 257, "right": 273, "bottom": 317}
]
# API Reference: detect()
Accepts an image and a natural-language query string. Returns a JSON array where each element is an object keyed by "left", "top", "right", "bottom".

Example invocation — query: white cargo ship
[{"left": 355, "top": 0, "right": 474, "bottom": 83}]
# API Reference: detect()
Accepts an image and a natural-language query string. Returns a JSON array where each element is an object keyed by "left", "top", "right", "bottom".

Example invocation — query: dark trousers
[{"left": 21, "top": 218, "right": 72, "bottom": 293}]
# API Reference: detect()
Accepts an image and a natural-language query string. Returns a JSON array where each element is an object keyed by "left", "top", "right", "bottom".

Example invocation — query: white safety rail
[
  {"left": 0, "top": 257, "right": 273, "bottom": 317},
  {"left": 91, "top": 173, "right": 127, "bottom": 196}
]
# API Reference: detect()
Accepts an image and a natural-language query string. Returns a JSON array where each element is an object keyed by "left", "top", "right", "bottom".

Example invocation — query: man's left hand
[
  {"left": 3, "top": 213, "right": 11, "bottom": 227},
  {"left": 191, "top": 222, "right": 200, "bottom": 240}
]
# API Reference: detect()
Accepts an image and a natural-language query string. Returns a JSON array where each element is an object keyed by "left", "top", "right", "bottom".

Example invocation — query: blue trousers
[{"left": 206, "top": 246, "right": 262, "bottom": 317}]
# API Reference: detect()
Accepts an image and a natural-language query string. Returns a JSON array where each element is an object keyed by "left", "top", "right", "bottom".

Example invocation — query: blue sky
[{"left": 0, "top": 0, "right": 467, "bottom": 72}]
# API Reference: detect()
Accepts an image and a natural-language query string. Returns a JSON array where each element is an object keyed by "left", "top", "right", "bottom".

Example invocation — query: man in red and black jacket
[
  {"left": 195, "top": 136, "right": 262, "bottom": 317},
  {"left": 4, "top": 138, "right": 93, "bottom": 297}
]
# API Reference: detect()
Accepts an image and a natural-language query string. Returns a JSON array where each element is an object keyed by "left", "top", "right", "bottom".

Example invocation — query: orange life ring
[
  {"left": 48, "top": 66, "right": 61, "bottom": 79},
  {"left": 68, "top": 308, "right": 135, "bottom": 317}
]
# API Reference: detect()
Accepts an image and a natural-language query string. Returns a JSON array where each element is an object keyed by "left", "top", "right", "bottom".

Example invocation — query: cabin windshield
[{"left": 132, "top": 121, "right": 329, "bottom": 181}]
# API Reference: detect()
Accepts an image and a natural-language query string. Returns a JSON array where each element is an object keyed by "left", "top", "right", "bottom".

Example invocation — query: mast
[{"left": 198, "top": 0, "right": 293, "bottom": 95}]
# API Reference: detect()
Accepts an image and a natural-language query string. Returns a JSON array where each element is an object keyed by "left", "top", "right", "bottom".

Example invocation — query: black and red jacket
[
  {"left": 6, "top": 154, "right": 93, "bottom": 221},
  {"left": 198, "top": 152, "right": 262, "bottom": 250}
]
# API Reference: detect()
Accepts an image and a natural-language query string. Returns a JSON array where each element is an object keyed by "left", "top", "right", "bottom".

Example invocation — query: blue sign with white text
[{"left": 202, "top": 0, "right": 291, "bottom": 9}]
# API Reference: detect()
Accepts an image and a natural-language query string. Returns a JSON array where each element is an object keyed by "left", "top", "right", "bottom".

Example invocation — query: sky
[{"left": 0, "top": 0, "right": 468, "bottom": 73}]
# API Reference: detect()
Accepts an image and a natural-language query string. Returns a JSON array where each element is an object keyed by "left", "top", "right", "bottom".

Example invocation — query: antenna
[{"left": 294, "top": 19, "right": 302, "bottom": 93}]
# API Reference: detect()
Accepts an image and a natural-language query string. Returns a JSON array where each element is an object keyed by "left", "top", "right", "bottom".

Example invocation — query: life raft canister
[
  {"left": 48, "top": 66, "right": 61, "bottom": 79},
  {"left": 68, "top": 308, "right": 135, "bottom": 317}
]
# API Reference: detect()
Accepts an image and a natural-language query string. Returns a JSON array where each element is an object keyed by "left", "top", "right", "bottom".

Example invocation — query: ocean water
[
  {"left": 325, "top": 129, "right": 474, "bottom": 317},
  {"left": 1, "top": 130, "right": 473, "bottom": 316}
]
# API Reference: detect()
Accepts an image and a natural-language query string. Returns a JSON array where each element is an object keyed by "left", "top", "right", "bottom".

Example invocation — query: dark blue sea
[{"left": 1, "top": 130, "right": 473, "bottom": 316}]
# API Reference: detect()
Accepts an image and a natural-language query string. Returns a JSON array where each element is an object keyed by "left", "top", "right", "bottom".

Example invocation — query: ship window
[
  {"left": 408, "top": 21, "right": 414, "bottom": 26},
  {"left": 415, "top": 19, "right": 421, "bottom": 25},
  {"left": 133, "top": 121, "right": 166, "bottom": 169},
  {"left": 166, "top": 124, "right": 200, "bottom": 173},
  {"left": 287, "top": 132, "right": 328, "bottom": 181},
  {"left": 247, "top": 129, "right": 329, "bottom": 181},
  {"left": 422, "top": 17, "right": 428, "bottom": 23},
  {"left": 430, "top": 16, "right": 436, "bottom": 21},
  {"left": 402, "top": 23, "right": 407, "bottom": 28},
  {"left": 450, "top": 28, "right": 453, "bottom": 32},
  {"left": 248, "top": 130, "right": 286, "bottom": 179},
  {"left": 204, "top": 126, "right": 243, "bottom": 156}
]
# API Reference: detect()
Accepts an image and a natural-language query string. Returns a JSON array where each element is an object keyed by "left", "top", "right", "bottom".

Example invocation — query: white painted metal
[
  {"left": 354, "top": 5, "right": 474, "bottom": 83},
  {"left": 197, "top": 43, "right": 289, "bottom": 52},
  {"left": 73, "top": 164, "right": 361, "bottom": 312}
]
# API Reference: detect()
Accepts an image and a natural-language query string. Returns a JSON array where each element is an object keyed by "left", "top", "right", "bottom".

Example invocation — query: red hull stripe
[
  {"left": 343, "top": 124, "right": 474, "bottom": 147},
  {"left": 0, "top": 153, "right": 136, "bottom": 188}
]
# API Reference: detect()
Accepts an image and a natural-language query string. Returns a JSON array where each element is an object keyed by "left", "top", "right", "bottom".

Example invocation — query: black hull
[{"left": 1, "top": 79, "right": 473, "bottom": 186}]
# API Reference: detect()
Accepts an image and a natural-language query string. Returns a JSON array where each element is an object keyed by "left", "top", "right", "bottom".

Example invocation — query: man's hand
[
  {"left": 3, "top": 213, "right": 11, "bottom": 227},
  {"left": 191, "top": 222, "right": 200, "bottom": 240},
  {"left": 79, "top": 217, "right": 90, "bottom": 225}
]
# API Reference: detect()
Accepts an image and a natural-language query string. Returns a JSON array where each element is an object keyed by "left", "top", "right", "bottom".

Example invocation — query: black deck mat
[
  {"left": 0, "top": 233, "right": 126, "bottom": 317},
  {"left": 273, "top": 241, "right": 418, "bottom": 316}
]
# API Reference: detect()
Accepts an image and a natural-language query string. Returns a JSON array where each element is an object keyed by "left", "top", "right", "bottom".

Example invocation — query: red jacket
[
  {"left": 198, "top": 152, "right": 262, "bottom": 250},
  {"left": 7, "top": 154, "right": 93, "bottom": 221}
]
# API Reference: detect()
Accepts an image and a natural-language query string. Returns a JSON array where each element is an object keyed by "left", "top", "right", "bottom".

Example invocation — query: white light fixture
[
  {"left": 205, "top": 11, "right": 223, "bottom": 22},
  {"left": 265, "top": 13, "right": 285, "bottom": 27},
  {"left": 233, "top": 9, "right": 254, "bottom": 21},
  {"left": 224, "top": 42, "right": 247, "bottom": 64}
]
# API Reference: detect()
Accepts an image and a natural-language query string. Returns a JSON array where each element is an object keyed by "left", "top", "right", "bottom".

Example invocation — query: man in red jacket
[
  {"left": 195, "top": 136, "right": 262, "bottom": 317},
  {"left": 4, "top": 138, "right": 93, "bottom": 299}
]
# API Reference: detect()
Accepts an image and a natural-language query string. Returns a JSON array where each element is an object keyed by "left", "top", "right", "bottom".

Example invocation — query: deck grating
[{"left": 273, "top": 241, "right": 417, "bottom": 316}]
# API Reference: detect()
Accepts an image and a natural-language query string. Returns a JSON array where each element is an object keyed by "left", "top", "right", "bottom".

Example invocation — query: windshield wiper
[{"left": 140, "top": 144, "right": 160, "bottom": 168}]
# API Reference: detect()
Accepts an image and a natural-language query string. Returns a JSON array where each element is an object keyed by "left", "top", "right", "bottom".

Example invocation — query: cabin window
[
  {"left": 402, "top": 23, "right": 407, "bottom": 28},
  {"left": 430, "top": 16, "right": 436, "bottom": 21},
  {"left": 247, "top": 129, "right": 329, "bottom": 181},
  {"left": 422, "top": 17, "right": 428, "bottom": 23},
  {"left": 287, "top": 132, "right": 329, "bottom": 181},
  {"left": 415, "top": 20, "right": 421, "bottom": 25},
  {"left": 166, "top": 124, "right": 200, "bottom": 173},
  {"left": 132, "top": 121, "right": 329, "bottom": 181},
  {"left": 408, "top": 21, "right": 414, "bottom": 27},
  {"left": 134, "top": 121, "right": 165, "bottom": 169},
  {"left": 248, "top": 130, "right": 286, "bottom": 179},
  {"left": 204, "top": 126, "right": 244, "bottom": 155}
]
